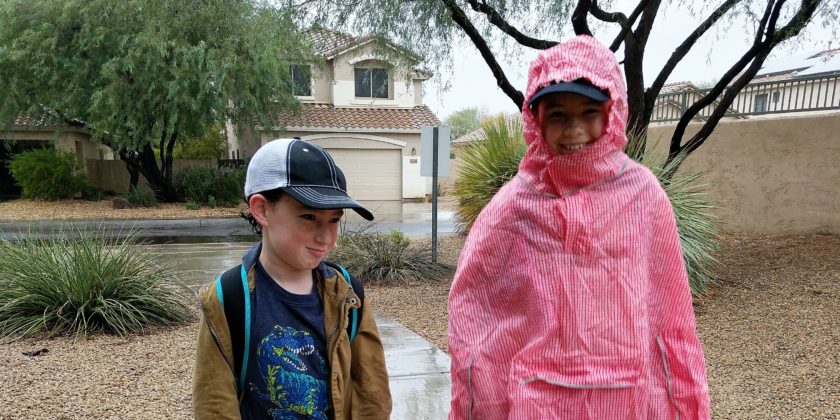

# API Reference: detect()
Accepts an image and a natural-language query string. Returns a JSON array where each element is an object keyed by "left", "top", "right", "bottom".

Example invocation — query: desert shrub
[
  {"left": 451, "top": 116, "right": 526, "bottom": 233},
  {"left": 175, "top": 165, "right": 244, "bottom": 206},
  {"left": 329, "top": 225, "right": 451, "bottom": 284},
  {"left": 0, "top": 229, "right": 192, "bottom": 339},
  {"left": 452, "top": 118, "right": 718, "bottom": 296},
  {"left": 8, "top": 148, "right": 90, "bottom": 200},
  {"left": 123, "top": 184, "right": 158, "bottom": 208}
]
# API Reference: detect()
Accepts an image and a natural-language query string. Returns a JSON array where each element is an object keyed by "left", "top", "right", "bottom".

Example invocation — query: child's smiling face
[{"left": 536, "top": 92, "right": 607, "bottom": 155}]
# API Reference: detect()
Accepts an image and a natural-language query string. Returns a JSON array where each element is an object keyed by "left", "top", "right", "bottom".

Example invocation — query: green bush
[
  {"left": 451, "top": 118, "right": 718, "bottom": 297},
  {"left": 123, "top": 184, "right": 158, "bottom": 207},
  {"left": 329, "top": 225, "right": 451, "bottom": 284},
  {"left": 8, "top": 148, "right": 90, "bottom": 200},
  {"left": 185, "top": 200, "right": 201, "bottom": 210},
  {"left": 175, "top": 165, "right": 245, "bottom": 206},
  {"left": 0, "top": 230, "right": 192, "bottom": 339}
]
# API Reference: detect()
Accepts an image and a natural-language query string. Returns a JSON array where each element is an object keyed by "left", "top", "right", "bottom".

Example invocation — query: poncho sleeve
[{"left": 648, "top": 187, "right": 711, "bottom": 419}]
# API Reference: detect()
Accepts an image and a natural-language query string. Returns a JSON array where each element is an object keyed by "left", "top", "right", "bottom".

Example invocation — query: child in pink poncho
[{"left": 447, "top": 35, "right": 711, "bottom": 419}]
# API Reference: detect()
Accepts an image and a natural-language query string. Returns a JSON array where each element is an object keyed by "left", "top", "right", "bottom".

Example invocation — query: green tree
[
  {"left": 310, "top": 0, "right": 836, "bottom": 174},
  {"left": 173, "top": 123, "right": 228, "bottom": 160},
  {"left": 444, "top": 107, "right": 487, "bottom": 139},
  {"left": 0, "top": 0, "right": 312, "bottom": 200}
]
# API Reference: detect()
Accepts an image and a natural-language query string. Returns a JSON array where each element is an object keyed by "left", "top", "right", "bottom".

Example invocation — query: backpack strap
[{"left": 215, "top": 264, "right": 250, "bottom": 398}]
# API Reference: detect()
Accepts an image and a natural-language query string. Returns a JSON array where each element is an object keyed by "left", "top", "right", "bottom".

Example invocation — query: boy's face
[
  {"left": 536, "top": 92, "right": 607, "bottom": 155},
  {"left": 251, "top": 194, "right": 343, "bottom": 274}
]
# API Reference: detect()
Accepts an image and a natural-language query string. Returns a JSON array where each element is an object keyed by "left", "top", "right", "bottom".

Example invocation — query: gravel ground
[
  {"left": 0, "top": 198, "right": 243, "bottom": 222},
  {"left": 0, "top": 199, "right": 838, "bottom": 419}
]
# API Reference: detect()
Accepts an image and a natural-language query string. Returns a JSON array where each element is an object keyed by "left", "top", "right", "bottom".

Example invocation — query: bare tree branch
[
  {"left": 668, "top": 0, "right": 821, "bottom": 163},
  {"left": 609, "top": 0, "right": 650, "bottom": 51},
  {"left": 590, "top": 0, "right": 628, "bottom": 25},
  {"left": 464, "top": 0, "right": 557, "bottom": 49},
  {"left": 440, "top": 0, "right": 525, "bottom": 108},
  {"left": 572, "top": 0, "right": 594, "bottom": 36},
  {"left": 645, "top": 0, "right": 743, "bottom": 121}
]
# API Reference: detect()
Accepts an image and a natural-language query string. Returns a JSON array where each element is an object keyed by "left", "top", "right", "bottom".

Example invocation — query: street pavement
[{"left": 0, "top": 203, "right": 456, "bottom": 241}]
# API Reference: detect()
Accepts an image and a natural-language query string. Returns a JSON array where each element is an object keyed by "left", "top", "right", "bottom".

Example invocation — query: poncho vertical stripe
[{"left": 447, "top": 35, "right": 710, "bottom": 420}]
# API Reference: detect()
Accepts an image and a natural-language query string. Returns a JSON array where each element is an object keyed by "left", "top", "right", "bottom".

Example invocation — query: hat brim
[
  {"left": 283, "top": 186, "right": 375, "bottom": 221},
  {"left": 528, "top": 82, "right": 610, "bottom": 107}
]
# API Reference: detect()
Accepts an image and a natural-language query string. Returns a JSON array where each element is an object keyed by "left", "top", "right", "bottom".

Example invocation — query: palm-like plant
[{"left": 451, "top": 118, "right": 718, "bottom": 297}]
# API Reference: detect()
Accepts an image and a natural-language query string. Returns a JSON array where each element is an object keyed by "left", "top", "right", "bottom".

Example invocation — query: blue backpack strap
[
  {"left": 217, "top": 264, "right": 251, "bottom": 398},
  {"left": 325, "top": 262, "right": 361, "bottom": 343}
]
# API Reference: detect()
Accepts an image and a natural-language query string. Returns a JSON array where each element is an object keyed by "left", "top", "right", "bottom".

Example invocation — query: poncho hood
[{"left": 520, "top": 35, "right": 629, "bottom": 195}]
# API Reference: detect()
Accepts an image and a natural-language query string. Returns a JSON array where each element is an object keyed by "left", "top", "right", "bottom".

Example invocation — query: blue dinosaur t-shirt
[{"left": 240, "top": 260, "right": 332, "bottom": 420}]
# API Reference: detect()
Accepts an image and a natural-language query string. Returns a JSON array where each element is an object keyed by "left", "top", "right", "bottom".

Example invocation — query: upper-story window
[
  {"left": 291, "top": 64, "right": 312, "bottom": 97},
  {"left": 354, "top": 67, "right": 389, "bottom": 98}
]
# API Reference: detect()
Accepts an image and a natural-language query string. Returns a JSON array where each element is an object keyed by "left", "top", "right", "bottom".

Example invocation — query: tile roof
[
  {"left": 274, "top": 103, "right": 442, "bottom": 130},
  {"left": 11, "top": 112, "right": 67, "bottom": 129},
  {"left": 306, "top": 27, "right": 357, "bottom": 56},
  {"left": 659, "top": 81, "right": 698, "bottom": 94}
]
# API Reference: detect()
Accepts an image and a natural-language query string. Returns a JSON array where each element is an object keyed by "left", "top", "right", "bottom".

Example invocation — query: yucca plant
[
  {"left": 329, "top": 224, "right": 451, "bottom": 284},
  {"left": 630, "top": 141, "right": 719, "bottom": 297},
  {"left": 0, "top": 229, "right": 193, "bottom": 340},
  {"left": 452, "top": 115, "right": 526, "bottom": 233},
  {"left": 451, "top": 118, "right": 718, "bottom": 297}
]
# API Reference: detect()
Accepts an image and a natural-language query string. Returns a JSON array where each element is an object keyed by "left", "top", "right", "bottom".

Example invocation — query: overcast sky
[{"left": 423, "top": 1, "right": 837, "bottom": 119}]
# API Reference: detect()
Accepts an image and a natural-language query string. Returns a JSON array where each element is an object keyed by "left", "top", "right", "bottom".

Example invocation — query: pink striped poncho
[{"left": 447, "top": 35, "right": 710, "bottom": 419}]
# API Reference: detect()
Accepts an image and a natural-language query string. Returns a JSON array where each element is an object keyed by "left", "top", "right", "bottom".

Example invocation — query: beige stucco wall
[
  {"left": 649, "top": 112, "right": 840, "bottom": 234},
  {"left": 311, "top": 64, "right": 332, "bottom": 104},
  {"left": 330, "top": 43, "right": 418, "bottom": 108},
  {"left": 0, "top": 130, "right": 114, "bottom": 163}
]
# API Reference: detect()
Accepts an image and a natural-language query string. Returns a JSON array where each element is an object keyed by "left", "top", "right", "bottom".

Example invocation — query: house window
[
  {"left": 772, "top": 91, "right": 780, "bottom": 103},
  {"left": 354, "top": 68, "right": 389, "bottom": 98},
  {"left": 291, "top": 64, "right": 312, "bottom": 97},
  {"left": 754, "top": 93, "right": 768, "bottom": 113}
]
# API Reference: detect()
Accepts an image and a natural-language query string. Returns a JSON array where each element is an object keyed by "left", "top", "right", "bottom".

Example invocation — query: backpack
[{"left": 214, "top": 261, "right": 362, "bottom": 397}]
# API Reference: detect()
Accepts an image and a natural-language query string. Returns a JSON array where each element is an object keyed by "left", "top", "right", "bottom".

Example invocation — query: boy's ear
[{"left": 248, "top": 194, "right": 272, "bottom": 228}]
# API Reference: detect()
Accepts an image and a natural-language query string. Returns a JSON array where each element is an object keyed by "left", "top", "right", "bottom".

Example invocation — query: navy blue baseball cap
[{"left": 528, "top": 79, "right": 610, "bottom": 108}]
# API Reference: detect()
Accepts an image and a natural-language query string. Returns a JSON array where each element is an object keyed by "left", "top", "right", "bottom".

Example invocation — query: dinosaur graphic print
[{"left": 250, "top": 325, "right": 330, "bottom": 419}]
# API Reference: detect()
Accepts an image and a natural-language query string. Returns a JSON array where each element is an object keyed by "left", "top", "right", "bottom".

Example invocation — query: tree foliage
[
  {"left": 444, "top": 107, "right": 488, "bottom": 139},
  {"left": 0, "top": 0, "right": 313, "bottom": 200},
  {"left": 309, "top": 0, "right": 837, "bottom": 173}
]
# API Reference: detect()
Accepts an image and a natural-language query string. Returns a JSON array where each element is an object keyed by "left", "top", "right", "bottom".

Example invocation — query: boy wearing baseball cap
[
  {"left": 448, "top": 36, "right": 710, "bottom": 418},
  {"left": 193, "top": 138, "right": 391, "bottom": 419}
]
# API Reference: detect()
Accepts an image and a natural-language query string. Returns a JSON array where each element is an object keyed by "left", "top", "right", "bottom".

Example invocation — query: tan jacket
[{"left": 192, "top": 245, "right": 392, "bottom": 419}]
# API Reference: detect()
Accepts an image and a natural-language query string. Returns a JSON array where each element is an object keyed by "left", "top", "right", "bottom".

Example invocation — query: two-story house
[{"left": 227, "top": 28, "right": 442, "bottom": 216}]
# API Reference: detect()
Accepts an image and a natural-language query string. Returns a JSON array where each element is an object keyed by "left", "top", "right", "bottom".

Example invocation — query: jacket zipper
[
  {"left": 327, "top": 288, "right": 352, "bottom": 350},
  {"left": 195, "top": 292, "right": 235, "bottom": 373}
]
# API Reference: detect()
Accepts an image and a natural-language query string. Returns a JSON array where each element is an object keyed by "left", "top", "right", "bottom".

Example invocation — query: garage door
[{"left": 325, "top": 148, "right": 401, "bottom": 201}]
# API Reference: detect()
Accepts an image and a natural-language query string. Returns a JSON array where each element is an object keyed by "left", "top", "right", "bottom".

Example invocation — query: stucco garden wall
[{"left": 649, "top": 112, "right": 840, "bottom": 233}]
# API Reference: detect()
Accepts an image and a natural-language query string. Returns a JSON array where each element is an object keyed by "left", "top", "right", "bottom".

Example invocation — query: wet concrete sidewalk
[{"left": 150, "top": 242, "right": 451, "bottom": 419}]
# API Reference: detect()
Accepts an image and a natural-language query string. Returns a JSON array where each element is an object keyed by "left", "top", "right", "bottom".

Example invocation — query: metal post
[{"left": 431, "top": 127, "right": 438, "bottom": 264}]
